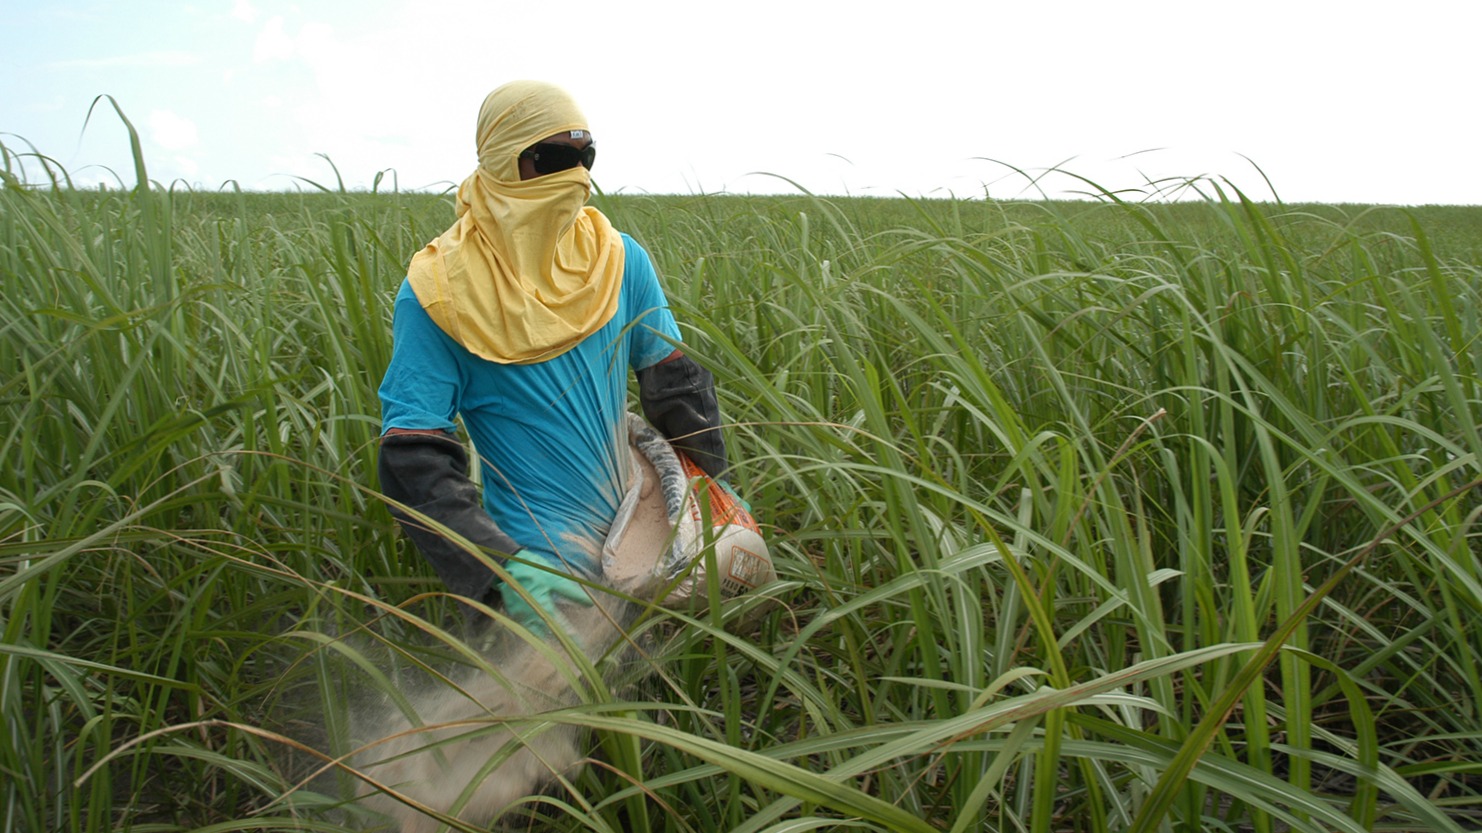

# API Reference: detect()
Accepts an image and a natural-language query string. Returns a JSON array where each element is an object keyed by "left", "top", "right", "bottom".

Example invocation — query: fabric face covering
[{"left": 407, "top": 80, "right": 624, "bottom": 364}]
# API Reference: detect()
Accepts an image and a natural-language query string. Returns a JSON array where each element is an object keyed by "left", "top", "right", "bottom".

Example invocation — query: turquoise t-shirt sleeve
[
  {"left": 378, "top": 279, "right": 462, "bottom": 434},
  {"left": 622, "top": 235, "right": 683, "bottom": 370}
]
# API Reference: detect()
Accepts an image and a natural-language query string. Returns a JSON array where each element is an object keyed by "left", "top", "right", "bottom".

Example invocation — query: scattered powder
[
  {"left": 354, "top": 648, "right": 581, "bottom": 832},
  {"left": 354, "top": 593, "right": 641, "bottom": 831},
  {"left": 354, "top": 437, "right": 669, "bottom": 831}
]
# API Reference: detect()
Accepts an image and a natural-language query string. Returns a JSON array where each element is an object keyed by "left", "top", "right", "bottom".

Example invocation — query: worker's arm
[
  {"left": 378, "top": 427, "right": 521, "bottom": 603},
  {"left": 638, "top": 349, "right": 729, "bottom": 479},
  {"left": 379, "top": 428, "right": 594, "bottom": 631}
]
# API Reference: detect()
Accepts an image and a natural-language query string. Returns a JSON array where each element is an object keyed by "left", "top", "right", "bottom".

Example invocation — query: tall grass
[{"left": 2, "top": 117, "right": 1480, "bottom": 832}]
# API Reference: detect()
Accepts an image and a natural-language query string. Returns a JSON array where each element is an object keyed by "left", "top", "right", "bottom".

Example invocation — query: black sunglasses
[{"left": 519, "top": 142, "right": 596, "bottom": 176}]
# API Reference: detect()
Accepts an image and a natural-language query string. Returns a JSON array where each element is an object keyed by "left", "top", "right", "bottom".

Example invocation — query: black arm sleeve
[
  {"left": 377, "top": 430, "right": 520, "bottom": 602},
  {"left": 637, "top": 353, "right": 729, "bottom": 480}
]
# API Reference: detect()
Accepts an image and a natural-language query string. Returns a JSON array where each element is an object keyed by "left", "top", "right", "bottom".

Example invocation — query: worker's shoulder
[
  {"left": 616, "top": 229, "right": 644, "bottom": 250},
  {"left": 617, "top": 231, "right": 656, "bottom": 269}
]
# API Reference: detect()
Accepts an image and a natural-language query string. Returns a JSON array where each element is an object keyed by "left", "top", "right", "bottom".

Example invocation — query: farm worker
[{"left": 376, "top": 80, "right": 729, "bottom": 635}]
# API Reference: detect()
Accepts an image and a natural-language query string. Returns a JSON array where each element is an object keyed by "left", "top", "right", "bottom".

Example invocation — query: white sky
[{"left": 4, "top": 0, "right": 1478, "bottom": 204}]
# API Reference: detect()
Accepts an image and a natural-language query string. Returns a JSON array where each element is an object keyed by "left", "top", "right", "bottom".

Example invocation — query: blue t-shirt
[{"left": 378, "top": 233, "right": 681, "bottom": 573}]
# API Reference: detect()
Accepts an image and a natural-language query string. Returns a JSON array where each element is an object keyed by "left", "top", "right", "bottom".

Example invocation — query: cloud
[
  {"left": 231, "top": 0, "right": 258, "bottom": 23},
  {"left": 148, "top": 110, "right": 199, "bottom": 152},
  {"left": 172, "top": 155, "right": 201, "bottom": 178},
  {"left": 253, "top": 16, "right": 295, "bottom": 63},
  {"left": 46, "top": 52, "right": 202, "bottom": 70},
  {"left": 28, "top": 95, "right": 67, "bottom": 114}
]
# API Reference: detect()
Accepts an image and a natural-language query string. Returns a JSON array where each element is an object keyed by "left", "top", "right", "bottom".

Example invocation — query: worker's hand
[{"left": 499, "top": 552, "right": 594, "bottom": 636}]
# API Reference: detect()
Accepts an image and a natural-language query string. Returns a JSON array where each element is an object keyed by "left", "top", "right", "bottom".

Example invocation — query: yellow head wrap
[{"left": 406, "top": 81, "right": 624, "bottom": 364}]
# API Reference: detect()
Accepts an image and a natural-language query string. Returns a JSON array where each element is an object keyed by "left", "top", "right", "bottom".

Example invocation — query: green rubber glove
[{"left": 499, "top": 552, "right": 593, "bottom": 635}]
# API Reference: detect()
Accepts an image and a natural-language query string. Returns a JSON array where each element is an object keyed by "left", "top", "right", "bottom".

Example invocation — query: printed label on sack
[{"left": 723, "top": 546, "right": 768, "bottom": 592}]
